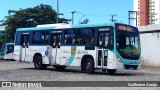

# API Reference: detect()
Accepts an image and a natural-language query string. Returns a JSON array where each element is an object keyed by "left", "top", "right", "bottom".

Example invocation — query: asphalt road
[
  {"left": 0, "top": 60, "right": 160, "bottom": 81},
  {"left": 0, "top": 60, "right": 160, "bottom": 90}
]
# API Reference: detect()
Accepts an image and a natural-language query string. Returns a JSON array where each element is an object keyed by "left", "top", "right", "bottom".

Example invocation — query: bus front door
[
  {"left": 97, "top": 31, "right": 109, "bottom": 68},
  {"left": 20, "top": 34, "right": 30, "bottom": 62},
  {"left": 50, "top": 32, "right": 62, "bottom": 64}
]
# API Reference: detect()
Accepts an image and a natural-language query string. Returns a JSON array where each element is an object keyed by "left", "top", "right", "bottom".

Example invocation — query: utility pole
[
  {"left": 71, "top": 11, "right": 77, "bottom": 25},
  {"left": 110, "top": 14, "right": 117, "bottom": 22},
  {"left": 56, "top": 0, "right": 59, "bottom": 23},
  {"left": 128, "top": 11, "right": 137, "bottom": 26}
]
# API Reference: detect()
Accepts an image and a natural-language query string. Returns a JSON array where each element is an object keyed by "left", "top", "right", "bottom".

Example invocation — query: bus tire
[
  {"left": 85, "top": 58, "right": 95, "bottom": 74},
  {"left": 55, "top": 66, "right": 66, "bottom": 71},
  {"left": 81, "top": 62, "right": 85, "bottom": 72},
  {"left": 107, "top": 69, "right": 116, "bottom": 74},
  {"left": 34, "top": 56, "right": 47, "bottom": 70}
]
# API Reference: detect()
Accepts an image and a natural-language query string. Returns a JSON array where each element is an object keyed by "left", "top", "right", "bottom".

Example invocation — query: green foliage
[
  {"left": 79, "top": 18, "right": 89, "bottom": 24},
  {"left": 0, "top": 4, "right": 70, "bottom": 44}
]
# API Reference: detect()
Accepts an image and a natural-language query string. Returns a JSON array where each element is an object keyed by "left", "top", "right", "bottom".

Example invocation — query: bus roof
[{"left": 16, "top": 23, "right": 116, "bottom": 31}]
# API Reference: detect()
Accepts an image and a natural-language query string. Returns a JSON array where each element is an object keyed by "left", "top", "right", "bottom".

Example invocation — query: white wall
[
  {"left": 140, "top": 33, "right": 160, "bottom": 67},
  {"left": 138, "top": 24, "right": 160, "bottom": 67}
]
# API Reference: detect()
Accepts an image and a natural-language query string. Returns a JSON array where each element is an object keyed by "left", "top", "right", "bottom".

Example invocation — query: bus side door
[
  {"left": 50, "top": 31, "right": 62, "bottom": 64},
  {"left": 97, "top": 31, "right": 109, "bottom": 68},
  {"left": 20, "top": 34, "right": 30, "bottom": 62}
]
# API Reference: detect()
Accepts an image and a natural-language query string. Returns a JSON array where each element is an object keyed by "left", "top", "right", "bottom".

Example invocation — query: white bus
[
  {"left": 14, "top": 23, "right": 141, "bottom": 74},
  {"left": 0, "top": 43, "right": 14, "bottom": 60}
]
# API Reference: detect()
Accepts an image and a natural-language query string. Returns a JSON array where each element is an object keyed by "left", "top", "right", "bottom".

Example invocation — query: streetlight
[
  {"left": 56, "top": 0, "right": 59, "bottom": 23},
  {"left": 78, "top": 14, "right": 86, "bottom": 24},
  {"left": 71, "top": 11, "right": 77, "bottom": 25}
]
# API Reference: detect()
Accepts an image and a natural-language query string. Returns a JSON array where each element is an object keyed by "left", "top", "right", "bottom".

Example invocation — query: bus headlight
[{"left": 117, "top": 56, "right": 122, "bottom": 63}]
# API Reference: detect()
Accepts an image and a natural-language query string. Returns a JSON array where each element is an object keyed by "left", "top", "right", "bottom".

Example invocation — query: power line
[
  {"left": 74, "top": 12, "right": 129, "bottom": 24},
  {"left": 75, "top": 12, "right": 110, "bottom": 17}
]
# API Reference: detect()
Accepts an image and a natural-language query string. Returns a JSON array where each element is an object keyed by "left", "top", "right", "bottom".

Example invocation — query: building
[{"left": 134, "top": 0, "right": 160, "bottom": 26}]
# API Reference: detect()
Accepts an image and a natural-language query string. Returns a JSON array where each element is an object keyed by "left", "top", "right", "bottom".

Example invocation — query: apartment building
[{"left": 134, "top": 0, "right": 160, "bottom": 26}]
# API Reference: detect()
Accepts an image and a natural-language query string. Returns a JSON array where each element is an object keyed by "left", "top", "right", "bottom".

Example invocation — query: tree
[
  {"left": 79, "top": 18, "right": 89, "bottom": 24},
  {"left": 0, "top": 4, "right": 70, "bottom": 43}
]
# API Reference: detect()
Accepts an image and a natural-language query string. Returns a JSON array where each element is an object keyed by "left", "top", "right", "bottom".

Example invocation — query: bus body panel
[
  {"left": 106, "top": 50, "right": 114, "bottom": 69},
  {"left": 13, "top": 45, "right": 21, "bottom": 61},
  {"left": 28, "top": 46, "right": 50, "bottom": 64},
  {"left": 60, "top": 46, "right": 80, "bottom": 66},
  {"left": 59, "top": 46, "right": 97, "bottom": 67},
  {"left": 14, "top": 45, "right": 50, "bottom": 64},
  {"left": 113, "top": 53, "right": 124, "bottom": 69}
]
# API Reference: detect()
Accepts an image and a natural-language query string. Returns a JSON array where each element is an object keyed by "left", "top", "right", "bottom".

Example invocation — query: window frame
[
  {"left": 15, "top": 31, "right": 31, "bottom": 45},
  {"left": 96, "top": 26, "right": 114, "bottom": 50},
  {"left": 31, "top": 30, "right": 50, "bottom": 45},
  {"left": 61, "top": 27, "right": 96, "bottom": 46}
]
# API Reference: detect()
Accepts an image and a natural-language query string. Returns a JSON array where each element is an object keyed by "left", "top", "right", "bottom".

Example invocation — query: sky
[{"left": 0, "top": 0, "right": 133, "bottom": 25}]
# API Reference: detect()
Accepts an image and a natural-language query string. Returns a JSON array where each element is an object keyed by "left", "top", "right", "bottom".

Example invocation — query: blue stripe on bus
[{"left": 66, "top": 54, "right": 75, "bottom": 65}]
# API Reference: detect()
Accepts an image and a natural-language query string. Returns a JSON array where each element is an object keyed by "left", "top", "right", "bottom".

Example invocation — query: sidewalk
[{"left": 140, "top": 65, "right": 160, "bottom": 72}]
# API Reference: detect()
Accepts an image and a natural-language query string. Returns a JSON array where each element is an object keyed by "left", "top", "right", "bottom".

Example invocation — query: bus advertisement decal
[{"left": 65, "top": 46, "right": 76, "bottom": 65}]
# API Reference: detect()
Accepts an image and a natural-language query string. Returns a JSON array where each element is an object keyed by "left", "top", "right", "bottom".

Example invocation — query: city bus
[
  {"left": 0, "top": 43, "right": 14, "bottom": 60},
  {"left": 14, "top": 23, "right": 141, "bottom": 74}
]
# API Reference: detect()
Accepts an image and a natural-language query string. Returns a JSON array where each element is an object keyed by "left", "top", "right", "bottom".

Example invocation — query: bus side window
[
  {"left": 64, "top": 29, "right": 75, "bottom": 45},
  {"left": 104, "top": 33, "right": 109, "bottom": 48},
  {"left": 78, "top": 28, "right": 94, "bottom": 45},
  {"left": 21, "top": 35, "right": 29, "bottom": 48},
  {"left": 72, "top": 38, "right": 75, "bottom": 44},
  {"left": 98, "top": 33, "right": 103, "bottom": 49},
  {"left": 45, "top": 31, "right": 49, "bottom": 44},
  {"left": 32, "top": 31, "right": 45, "bottom": 44},
  {"left": 87, "top": 37, "right": 93, "bottom": 45}
]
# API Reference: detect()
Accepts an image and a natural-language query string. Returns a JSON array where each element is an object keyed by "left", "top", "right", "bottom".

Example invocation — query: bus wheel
[
  {"left": 107, "top": 69, "right": 116, "bottom": 74},
  {"left": 34, "top": 56, "right": 47, "bottom": 70},
  {"left": 81, "top": 62, "right": 85, "bottom": 72},
  {"left": 55, "top": 66, "right": 66, "bottom": 71},
  {"left": 85, "top": 58, "right": 95, "bottom": 74}
]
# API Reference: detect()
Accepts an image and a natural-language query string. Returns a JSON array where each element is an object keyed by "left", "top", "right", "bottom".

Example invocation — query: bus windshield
[{"left": 116, "top": 24, "right": 140, "bottom": 60}]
